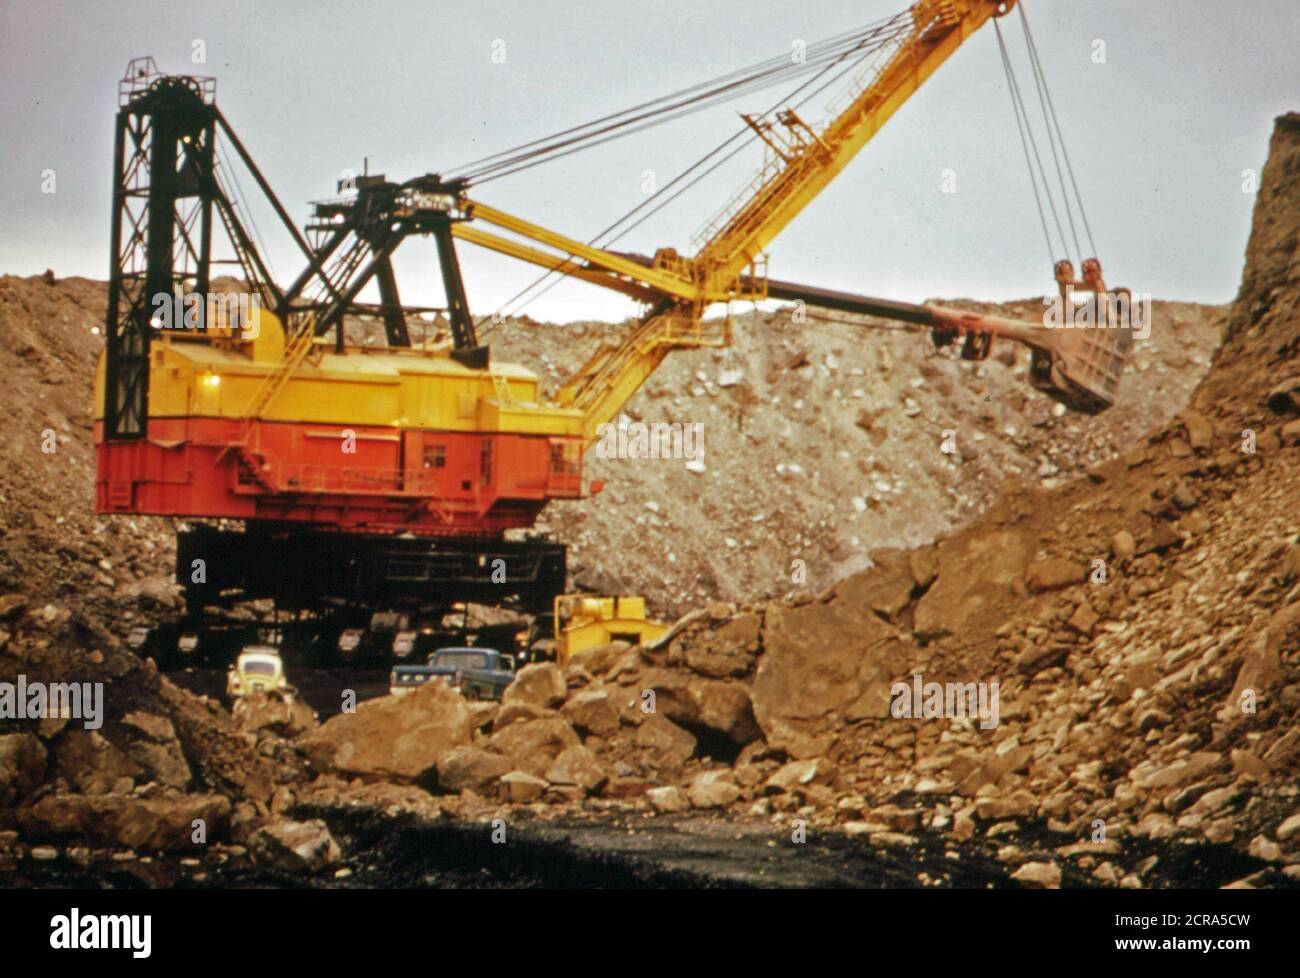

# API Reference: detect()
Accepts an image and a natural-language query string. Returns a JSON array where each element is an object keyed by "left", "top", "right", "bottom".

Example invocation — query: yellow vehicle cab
[{"left": 545, "top": 594, "right": 667, "bottom": 665}]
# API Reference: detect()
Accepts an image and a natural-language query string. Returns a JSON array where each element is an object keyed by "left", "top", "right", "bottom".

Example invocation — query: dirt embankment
[{"left": 489, "top": 296, "right": 1222, "bottom": 614}]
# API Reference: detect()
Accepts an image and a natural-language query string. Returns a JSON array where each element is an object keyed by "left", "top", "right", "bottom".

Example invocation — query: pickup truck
[{"left": 389, "top": 647, "right": 516, "bottom": 701}]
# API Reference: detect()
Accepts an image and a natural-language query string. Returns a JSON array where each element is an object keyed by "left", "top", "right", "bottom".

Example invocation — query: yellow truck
[{"left": 517, "top": 594, "right": 666, "bottom": 665}]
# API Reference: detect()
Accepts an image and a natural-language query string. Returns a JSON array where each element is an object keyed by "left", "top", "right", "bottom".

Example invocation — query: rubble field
[{"left": 2, "top": 113, "right": 1298, "bottom": 888}]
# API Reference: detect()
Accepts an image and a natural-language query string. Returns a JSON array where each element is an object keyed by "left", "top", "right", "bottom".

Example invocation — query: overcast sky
[{"left": 1, "top": 0, "right": 1296, "bottom": 323}]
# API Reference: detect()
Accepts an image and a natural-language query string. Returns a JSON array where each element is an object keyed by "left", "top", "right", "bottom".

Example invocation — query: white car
[{"left": 227, "top": 646, "right": 297, "bottom": 703}]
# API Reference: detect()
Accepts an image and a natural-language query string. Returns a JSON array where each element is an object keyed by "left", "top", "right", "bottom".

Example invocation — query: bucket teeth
[{"left": 1030, "top": 319, "right": 1133, "bottom": 414}]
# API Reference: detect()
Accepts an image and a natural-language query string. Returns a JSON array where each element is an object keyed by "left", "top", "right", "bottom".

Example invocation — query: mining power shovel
[{"left": 95, "top": 0, "right": 1136, "bottom": 662}]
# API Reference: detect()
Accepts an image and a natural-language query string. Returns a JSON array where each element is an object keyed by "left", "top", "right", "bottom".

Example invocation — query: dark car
[{"left": 389, "top": 647, "right": 517, "bottom": 701}]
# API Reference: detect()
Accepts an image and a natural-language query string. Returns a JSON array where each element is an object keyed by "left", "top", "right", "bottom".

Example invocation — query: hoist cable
[
  {"left": 476, "top": 15, "right": 908, "bottom": 331},
  {"left": 995, "top": 17, "right": 1071, "bottom": 263},
  {"left": 994, "top": 19, "right": 1054, "bottom": 265},
  {"left": 453, "top": 16, "right": 901, "bottom": 175},
  {"left": 458, "top": 15, "right": 911, "bottom": 183},
  {"left": 1016, "top": 5, "right": 1082, "bottom": 266},
  {"left": 215, "top": 140, "right": 277, "bottom": 286},
  {"left": 1017, "top": 3, "right": 1098, "bottom": 259},
  {"left": 465, "top": 26, "right": 909, "bottom": 185},
  {"left": 455, "top": 14, "right": 907, "bottom": 179}
]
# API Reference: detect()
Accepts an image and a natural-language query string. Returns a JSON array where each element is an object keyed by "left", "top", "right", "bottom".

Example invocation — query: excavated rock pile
[
  {"left": 489, "top": 296, "right": 1222, "bottom": 614},
  {"left": 281, "top": 114, "right": 1300, "bottom": 888}
]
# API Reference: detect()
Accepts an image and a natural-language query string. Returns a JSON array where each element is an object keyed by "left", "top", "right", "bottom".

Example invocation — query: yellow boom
[{"left": 453, "top": 0, "right": 1018, "bottom": 443}]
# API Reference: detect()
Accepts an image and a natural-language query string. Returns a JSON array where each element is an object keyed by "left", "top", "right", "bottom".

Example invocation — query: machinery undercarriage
[{"left": 131, "top": 525, "right": 564, "bottom": 666}]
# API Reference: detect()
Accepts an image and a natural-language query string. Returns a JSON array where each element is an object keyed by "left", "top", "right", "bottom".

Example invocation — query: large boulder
[
  {"left": 50, "top": 730, "right": 142, "bottom": 795},
  {"left": 562, "top": 687, "right": 621, "bottom": 738},
  {"left": 501, "top": 663, "right": 567, "bottom": 712},
  {"left": 231, "top": 695, "right": 319, "bottom": 740},
  {"left": 499, "top": 770, "right": 548, "bottom": 803},
  {"left": 545, "top": 745, "right": 610, "bottom": 794},
  {"left": 248, "top": 818, "right": 341, "bottom": 874},
  {"left": 11, "top": 792, "right": 231, "bottom": 852},
  {"left": 567, "top": 641, "right": 632, "bottom": 677},
  {"left": 0, "top": 733, "right": 47, "bottom": 807},
  {"left": 1023, "top": 557, "right": 1085, "bottom": 594},
  {"left": 912, "top": 529, "right": 1033, "bottom": 640},
  {"left": 642, "top": 669, "right": 761, "bottom": 746},
  {"left": 1226, "top": 601, "right": 1299, "bottom": 713},
  {"left": 765, "top": 757, "right": 835, "bottom": 794},
  {"left": 436, "top": 745, "right": 516, "bottom": 794},
  {"left": 155, "top": 677, "right": 282, "bottom": 802},
  {"left": 493, "top": 701, "right": 547, "bottom": 731},
  {"left": 682, "top": 614, "right": 762, "bottom": 678},
  {"left": 487, "top": 716, "right": 580, "bottom": 778},
  {"left": 120, "top": 711, "right": 192, "bottom": 788},
  {"left": 852, "top": 549, "right": 917, "bottom": 621},
  {"left": 687, "top": 770, "right": 741, "bottom": 809},
  {"left": 0, "top": 594, "right": 28, "bottom": 620},
  {"left": 300, "top": 682, "right": 472, "bottom": 782},
  {"left": 751, "top": 590, "right": 912, "bottom": 758},
  {"left": 646, "top": 785, "right": 689, "bottom": 813},
  {"left": 634, "top": 714, "right": 697, "bottom": 771},
  {"left": 1276, "top": 811, "right": 1300, "bottom": 842}
]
